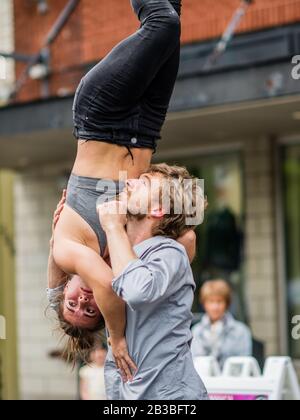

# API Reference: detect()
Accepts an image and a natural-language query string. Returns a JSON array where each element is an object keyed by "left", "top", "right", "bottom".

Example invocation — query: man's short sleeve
[{"left": 112, "top": 245, "right": 188, "bottom": 311}]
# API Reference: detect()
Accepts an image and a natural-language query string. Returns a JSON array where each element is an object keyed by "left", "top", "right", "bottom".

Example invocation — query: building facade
[
  {"left": 0, "top": 0, "right": 17, "bottom": 401},
  {"left": 1, "top": 0, "right": 300, "bottom": 399},
  {"left": 0, "top": 0, "right": 14, "bottom": 104}
]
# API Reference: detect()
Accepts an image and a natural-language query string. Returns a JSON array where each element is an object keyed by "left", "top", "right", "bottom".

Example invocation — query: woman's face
[
  {"left": 204, "top": 295, "right": 227, "bottom": 323},
  {"left": 63, "top": 276, "right": 102, "bottom": 329}
]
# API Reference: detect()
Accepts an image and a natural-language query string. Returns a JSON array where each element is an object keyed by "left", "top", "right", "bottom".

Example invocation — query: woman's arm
[
  {"left": 51, "top": 194, "right": 136, "bottom": 380},
  {"left": 53, "top": 238, "right": 137, "bottom": 381},
  {"left": 53, "top": 238, "right": 124, "bottom": 336},
  {"left": 103, "top": 225, "right": 138, "bottom": 278},
  {"left": 99, "top": 201, "right": 185, "bottom": 310},
  {"left": 47, "top": 244, "right": 69, "bottom": 289}
]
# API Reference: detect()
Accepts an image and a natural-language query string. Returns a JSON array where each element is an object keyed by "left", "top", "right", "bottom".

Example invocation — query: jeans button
[{"left": 131, "top": 137, "right": 137, "bottom": 144}]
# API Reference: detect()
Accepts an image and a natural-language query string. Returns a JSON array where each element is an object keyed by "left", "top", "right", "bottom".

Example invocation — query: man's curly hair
[{"left": 147, "top": 163, "right": 207, "bottom": 239}]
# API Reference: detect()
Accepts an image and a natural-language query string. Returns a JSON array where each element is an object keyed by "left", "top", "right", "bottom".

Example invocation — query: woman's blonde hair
[
  {"left": 50, "top": 289, "right": 105, "bottom": 365},
  {"left": 200, "top": 280, "right": 232, "bottom": 309}
]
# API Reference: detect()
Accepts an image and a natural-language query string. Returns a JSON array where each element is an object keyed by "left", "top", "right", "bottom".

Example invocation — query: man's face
[
  {"left": 125, "top": 173, "right": 163, "bottom": 218},
  {"left": 63, "top": 276, "right": 102, "bottom": 329}
]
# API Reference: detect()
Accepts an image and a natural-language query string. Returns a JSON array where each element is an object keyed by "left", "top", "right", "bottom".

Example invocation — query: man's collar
[{"left": 133, "top": 235, "right": 167, "bottom": 256}]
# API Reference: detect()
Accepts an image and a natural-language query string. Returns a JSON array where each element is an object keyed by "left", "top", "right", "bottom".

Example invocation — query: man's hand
[
  {"left": 98, "top": 200, "right": 127, "bottom": 233},
  {"left": 109, "top": 336, "right": 137, "bottom": 383},
  {"left": 50, "top": 190, "right": 66, "bottom": 247}
]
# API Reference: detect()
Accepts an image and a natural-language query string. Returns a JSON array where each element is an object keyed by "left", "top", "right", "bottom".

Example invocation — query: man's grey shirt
[{"left": 105, "top": 236, "right": 208, "bottom": 400}]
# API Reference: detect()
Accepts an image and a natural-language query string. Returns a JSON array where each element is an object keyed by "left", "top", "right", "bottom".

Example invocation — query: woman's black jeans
[{"left": 73, "top": 0, "right": 182, "bottom": 151}]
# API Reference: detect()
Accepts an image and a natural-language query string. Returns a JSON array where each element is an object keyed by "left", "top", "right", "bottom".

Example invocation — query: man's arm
[
  {"left": 110, "top": 244, "right": 185, "bottom": 311},
  {"left": 98, "top": 200, "right": 137, "bottom": 278},
  {"left": 99, "top": 200, "right": 187, "bottom": 311},
  {"left": 98, "top": 208, "right": 197, "bottom": 274},
  {"left": 104, "top": 224, "right": 138, "bottom": 278}
]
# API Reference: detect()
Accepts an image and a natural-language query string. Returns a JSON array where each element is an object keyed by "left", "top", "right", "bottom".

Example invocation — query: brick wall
[
  {"left": 13, "top": 0, "right": 300, "bottom": 103},
  {"left": 14, "top": 167, "right": 77, "bottom": 400},
  {"left": 0, "top": 0, "right": 14, "bottom": 104},
  {"left": 13, "top": 0, "right": 84, "bottom": 102},
  {"left": 183, "top": 0, "right": 300, "bottom": 44}
]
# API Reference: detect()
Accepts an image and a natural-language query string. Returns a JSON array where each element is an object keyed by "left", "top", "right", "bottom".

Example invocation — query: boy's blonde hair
[{"left": 200, "top": 280, "right": 232, "bottom": 309}]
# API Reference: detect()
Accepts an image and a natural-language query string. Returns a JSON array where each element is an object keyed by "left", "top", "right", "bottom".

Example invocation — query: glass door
[{"left": 166, "top": 152, "right": 246, "bottom": 321}]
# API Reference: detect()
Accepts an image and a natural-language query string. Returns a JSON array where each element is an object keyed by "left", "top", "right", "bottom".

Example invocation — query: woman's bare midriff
[
  {"left": 72, "top": 140, "right": 153, "bottom": 180},
  {"left": 57, "top": 140, "right": 154, "bottom": 256}
]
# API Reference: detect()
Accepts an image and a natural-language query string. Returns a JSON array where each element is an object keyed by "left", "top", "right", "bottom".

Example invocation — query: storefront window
[
  {"left": 282, "top": 145, "right": 300, "bottom": 359},
  {"left": 167, "top": 153, "right": 246, "bottom": 321}
]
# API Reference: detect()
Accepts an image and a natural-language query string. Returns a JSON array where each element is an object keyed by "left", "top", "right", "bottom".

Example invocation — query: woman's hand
[
  {"left": 177, "top": 230, "right": 197, "bottom": 263},
  {"left": 50, "top": 190, "right": 67, "bottom": 247},
  {"left": 98, "top": 200, "right": 127, "bottom": 233},
  {"left": 109, "top": 336, "right": 137, "bottom": 383},
  {"left": 48, "top": 190, "right": 69, "bottom": 288}
]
